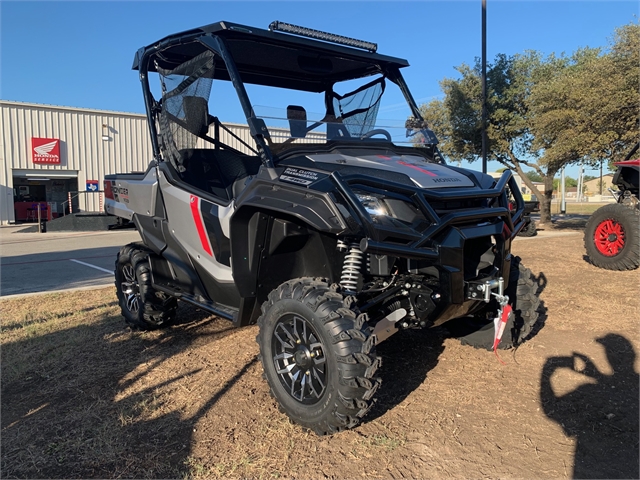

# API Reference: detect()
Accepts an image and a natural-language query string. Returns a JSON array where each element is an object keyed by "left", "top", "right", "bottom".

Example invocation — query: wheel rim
[
  {"left": 272, "top": 314, "right": 327, "bottom": 404},
  {"left": 120, "top": 264, "right": 140, "bottom": 314},
  {"left": 594, "top": 218, "right": 625, "bottom": 256}
]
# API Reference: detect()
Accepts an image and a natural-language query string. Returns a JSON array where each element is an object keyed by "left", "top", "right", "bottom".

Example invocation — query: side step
[
  {"left": 153, "top": 281, "right": 238, "bottom": 321},
  {"left": 149, "top": 256, "right": 238, "bottom": 321},
  {"left": 175, "top": 292, "right": 239, "bottom": 321}
]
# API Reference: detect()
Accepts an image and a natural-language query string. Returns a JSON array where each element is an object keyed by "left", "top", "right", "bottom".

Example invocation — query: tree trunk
[
  {"left": 503, "top": 159, "right": 556, "bottom": 226},
  {"left": 539, "top": 174, "right": 555, "bottom": 225}
]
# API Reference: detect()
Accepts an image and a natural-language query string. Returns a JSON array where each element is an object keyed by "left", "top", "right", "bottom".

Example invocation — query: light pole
[
  {"left": 481, "top": 0, "right": 488, "bottom": 174},
  {"left": 560, "top": 167, "right": 566, "bottom": 214}
]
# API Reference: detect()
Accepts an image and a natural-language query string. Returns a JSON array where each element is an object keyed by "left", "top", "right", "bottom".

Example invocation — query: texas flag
[{"left": 32, "top": 138, "right": 61, "bottom": 164}]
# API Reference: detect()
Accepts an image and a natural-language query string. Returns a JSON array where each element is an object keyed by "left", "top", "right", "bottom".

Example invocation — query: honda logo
[{"left": 32, "top": 138, "right": 61, "bottom": 164}]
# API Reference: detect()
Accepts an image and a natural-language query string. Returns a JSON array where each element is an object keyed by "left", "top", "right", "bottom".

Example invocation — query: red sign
[{"left": 32, "top": 138, "right": 61, "bottom": 164}]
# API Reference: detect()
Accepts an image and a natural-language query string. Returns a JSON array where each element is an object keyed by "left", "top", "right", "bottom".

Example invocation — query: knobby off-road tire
[
  {"left": 115, "top": 243, "right": 178, "bottom": 330},
  {"left": 518, "top": 219, "right": 537, "bottom": 237},
  {"left": 446, "top": 256, "right": 540, "bottom": 350},
  {"left": 584, "top": 203, "right": 640, "bottom": 271},
  {"left": 257, "top": 278, "right": 380, "bottom": 435}
]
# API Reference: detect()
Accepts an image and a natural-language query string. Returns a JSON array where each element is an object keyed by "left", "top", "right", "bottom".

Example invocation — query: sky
[{"left": 1, "top": 0, "right": 637, "bottom": 177}]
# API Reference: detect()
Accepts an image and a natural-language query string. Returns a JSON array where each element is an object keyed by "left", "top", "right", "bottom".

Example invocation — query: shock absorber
[{"left": 339, "top": 242, "right": 364, "bottom": 294}]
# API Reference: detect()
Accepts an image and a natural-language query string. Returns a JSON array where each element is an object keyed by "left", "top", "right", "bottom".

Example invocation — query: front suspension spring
[{"left": 340, "top": 242, "right": 363, "bottom": 294}]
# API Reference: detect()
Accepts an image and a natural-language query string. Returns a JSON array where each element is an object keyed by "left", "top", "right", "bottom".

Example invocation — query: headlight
[
  {"left": 353, "top": 189, "right": 427, "bottom": 226},
  {"left": 355, "top": 192, "right": 388, "bottom": 216}
]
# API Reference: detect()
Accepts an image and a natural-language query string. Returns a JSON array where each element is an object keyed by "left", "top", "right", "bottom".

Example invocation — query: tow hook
[
  {"left": 466, "top": 278, "right": 513, "bottom": 362},
  {"left": 466, "top": 277, "right": 506, "bottom": 303}
]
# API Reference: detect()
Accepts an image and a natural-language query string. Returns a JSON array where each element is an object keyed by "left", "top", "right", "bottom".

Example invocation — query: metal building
[{"left": 0, "top": 100, "right": 257, "bottom": 225}]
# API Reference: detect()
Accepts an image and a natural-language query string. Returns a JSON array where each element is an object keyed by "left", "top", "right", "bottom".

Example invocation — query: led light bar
[{"left": 268, "top": 21, "right": 377, "bottom": 53}]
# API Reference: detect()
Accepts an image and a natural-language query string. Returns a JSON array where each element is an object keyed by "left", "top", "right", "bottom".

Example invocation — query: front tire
[
  {"left": 584, "top": 204, "right": 639, "bottom": 271},
  {"left": 115, "top": 243, "right": 178, "bottom": 329},
  {"left": 257, "top": 278, "right": 380, "bottom": 435},
  {"left": 445, "top": 256, "right": 540, "bottom": 350}
]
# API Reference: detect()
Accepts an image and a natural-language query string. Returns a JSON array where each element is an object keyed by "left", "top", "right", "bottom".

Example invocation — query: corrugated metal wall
[
  {"left": 0, "top": 101, "right": 296, "bottom": 224},
  {"left": 0, "top": 101, "right": 157, "bottom": 222}
]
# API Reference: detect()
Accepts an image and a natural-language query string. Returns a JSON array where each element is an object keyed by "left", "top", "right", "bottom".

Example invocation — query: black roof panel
[{"left": 133, "top": 21, "right": 410, "bottom": 92}]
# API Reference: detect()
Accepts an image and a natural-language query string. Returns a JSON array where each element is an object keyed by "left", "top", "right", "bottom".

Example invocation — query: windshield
[
  {"left": 249, "top": 75, "right": 438, "bottom": 150},
  {"left": 151, "top": 46, "right": 438, "bottom": 172}
]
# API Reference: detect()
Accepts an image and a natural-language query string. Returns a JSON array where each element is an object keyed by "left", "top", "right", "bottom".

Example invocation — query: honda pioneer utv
[{"left": 105, "top": 21, "right": 540, "bottom": 434}]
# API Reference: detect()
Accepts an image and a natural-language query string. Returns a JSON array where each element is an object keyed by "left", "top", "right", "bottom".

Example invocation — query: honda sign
[{"left": 32, "top": 138, "right": 61, "bottom": 164}]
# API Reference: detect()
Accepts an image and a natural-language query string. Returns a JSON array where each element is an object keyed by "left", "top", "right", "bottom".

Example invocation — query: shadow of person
[{"left": 540, "top": 334, "right": 639, "bottom": 479}]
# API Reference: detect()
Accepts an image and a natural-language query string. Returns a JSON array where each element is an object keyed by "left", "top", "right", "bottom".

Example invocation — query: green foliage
[
  {"left": 524, "top": 171, "right": 544, "bottom": 183},
  {"left": 552, "top": 177, "right": 578, "bottom": 190},
  {"left": 418, "top": 21, "right": 639, "bottom": 222}
]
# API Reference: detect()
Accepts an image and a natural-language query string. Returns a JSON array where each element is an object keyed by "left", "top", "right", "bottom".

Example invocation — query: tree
[
  {"left": 524, "top": 171, "right": 544, "bottom": 183},
  {"left": 422, "top": 52, "right": 567, "bottom": 223},
  {"left": 420, "top": 22, "right": 639, "bottom": 224},
  {"left": 529, "top": 23, "right": 640, "bottom": 172}
]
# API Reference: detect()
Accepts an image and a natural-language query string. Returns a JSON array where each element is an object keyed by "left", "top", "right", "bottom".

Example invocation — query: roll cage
[{"left": 132, "top": 20, "right": 430, "bottom": 168}]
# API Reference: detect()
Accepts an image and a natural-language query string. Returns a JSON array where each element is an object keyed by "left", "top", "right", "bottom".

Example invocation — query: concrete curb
[{"left": 1, "top": 283, "right": 114, "bottom": 300}]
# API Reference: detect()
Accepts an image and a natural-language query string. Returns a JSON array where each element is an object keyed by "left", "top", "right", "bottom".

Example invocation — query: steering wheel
[{"left": 360, "top": 129, "right": 392, "bottom": 141}]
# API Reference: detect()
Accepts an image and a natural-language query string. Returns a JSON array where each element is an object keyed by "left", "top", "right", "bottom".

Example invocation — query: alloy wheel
[
  {"left": 272, "top": 314, "right": 327, "bottom": 404},
  {"left": 120, "top": 264, "right": 140, "bottom": 314},
  {"left": 594, "top": 218, "right": 625, "bottom": 256}
]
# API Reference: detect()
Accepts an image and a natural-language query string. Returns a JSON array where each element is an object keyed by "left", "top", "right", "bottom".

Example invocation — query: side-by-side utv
[{"left": 105, "top": 21, "right": 540, "bottom": 434}]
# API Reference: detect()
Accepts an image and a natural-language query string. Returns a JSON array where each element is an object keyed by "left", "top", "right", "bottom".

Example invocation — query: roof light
[{"left": 268, "top": 21, "right": 377, "bottom": 53}]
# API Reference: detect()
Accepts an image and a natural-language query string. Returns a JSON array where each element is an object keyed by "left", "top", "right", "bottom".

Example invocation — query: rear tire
[
  {"left": 256, "top": 278, "right": 380, "bottom": 435},
  {"left": 445, "top": 256, "right": 540, "bottom": 350},
  {"left": 115, "top": 243, "right": 178, "bottom": 329},
  {"left": 584, "top": 204, "right": 639, "bottom": 271},
  {"left": 518, "top": 218, "right": 537, "bottom": 237}
]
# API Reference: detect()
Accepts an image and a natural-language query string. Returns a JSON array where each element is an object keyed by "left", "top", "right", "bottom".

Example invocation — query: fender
[{"left": 230, "top": 206, "right": 345, "bottom": 326}]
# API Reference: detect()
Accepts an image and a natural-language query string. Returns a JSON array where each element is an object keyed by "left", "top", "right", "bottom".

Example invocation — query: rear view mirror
[{"left": 287, "top": 105, "right": 307, "bottom": 138}]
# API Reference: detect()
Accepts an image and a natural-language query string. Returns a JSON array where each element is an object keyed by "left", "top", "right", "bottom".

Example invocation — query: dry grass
[
  {"left": 550, "top": 201, "right": 614, "bottom": 215},
  {"left": 2, "top": 232, "right": 638, "bottom": 479}
]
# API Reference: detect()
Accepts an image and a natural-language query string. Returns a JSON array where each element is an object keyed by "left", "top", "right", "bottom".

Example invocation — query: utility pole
[
  {"left": 577, "top": 163, "right": 583, "bottom": 202},
  {"left": 481, "top": 0, "right": 488, "bottom": 174},
  {"left": 560, "top": 167, "right": 566, "bottom": 214},
  {"left": 599, "top": 160, "right": 603, "bottom": 195}
]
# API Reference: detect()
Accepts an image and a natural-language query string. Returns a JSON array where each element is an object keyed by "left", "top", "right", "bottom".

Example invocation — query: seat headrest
[{"left": 182, "top": 96, "right": 209, "bottom": 137}]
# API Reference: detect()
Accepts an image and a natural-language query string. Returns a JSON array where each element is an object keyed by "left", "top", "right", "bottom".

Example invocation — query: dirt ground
[{"left": 1, "top": 229, "right": 638, "bottom": 479}]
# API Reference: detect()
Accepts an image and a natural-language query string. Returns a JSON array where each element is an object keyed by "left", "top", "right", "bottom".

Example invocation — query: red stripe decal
[
  {"left": 397, "top": 160, "right": 438, "bottom": 177},
  {"left": 190, "top": 195, "right": 213, "bottom": 257}
]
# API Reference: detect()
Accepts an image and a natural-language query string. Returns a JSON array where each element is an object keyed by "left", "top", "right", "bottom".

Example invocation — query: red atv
[{"left": 584, "top": 143, "right": 639, "bottom": 270}]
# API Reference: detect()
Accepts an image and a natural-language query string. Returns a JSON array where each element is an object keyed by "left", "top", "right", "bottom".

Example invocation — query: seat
[
  {"left": 179, "top": 149, "right": 261, "bottom": 200},
  {"left": 178, "top": 96, "right": 261, "bottom": 199},
  {"left": 325, "top": 114, "right": 351, "bottom": 140}
]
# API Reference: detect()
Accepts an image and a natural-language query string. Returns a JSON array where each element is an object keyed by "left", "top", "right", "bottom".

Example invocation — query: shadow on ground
[
  {"left": 540, "top": 333, "right": 639, "bottom": 479},
  {"left": 0, "top": 304, "right": 247, "bottom": 479},
  {"left": 549, "top": 214, "right": 590, "bottom": 230}
]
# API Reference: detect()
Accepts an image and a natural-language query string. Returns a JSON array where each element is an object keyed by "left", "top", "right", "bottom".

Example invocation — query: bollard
[{"left": 37, "top": 204, "right": 42, "bottom": 233}]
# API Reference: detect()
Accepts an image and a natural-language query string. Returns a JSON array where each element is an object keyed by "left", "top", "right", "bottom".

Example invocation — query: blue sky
[{"left": 1, "top": 1, "right": 637, "bottom": 176}]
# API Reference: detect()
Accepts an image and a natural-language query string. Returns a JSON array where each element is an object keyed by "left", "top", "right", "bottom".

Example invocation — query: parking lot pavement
[{"left": 0, "top": 228, "right": 141, "bottom": 296}]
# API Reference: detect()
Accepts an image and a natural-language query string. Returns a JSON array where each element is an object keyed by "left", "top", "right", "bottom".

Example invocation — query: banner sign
[
  {"left": 32, "top": 138, "right": 61, "bottom": 164},
  {"left": 86, "top": 180, "right": 99, "bottom": 192}
]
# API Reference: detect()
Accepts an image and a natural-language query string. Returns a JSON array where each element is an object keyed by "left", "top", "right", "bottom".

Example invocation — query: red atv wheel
[
  {"left": 594, "top": 218, "right": 625, "bottom": 256},
  {"left": 584, "top": 204, "right": 639, "bottom": 270}
]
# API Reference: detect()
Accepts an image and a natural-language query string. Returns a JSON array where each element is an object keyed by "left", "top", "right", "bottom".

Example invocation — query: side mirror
[
  {"left": 405, "top": 117, "right": 439, "bottom": 145},
  {"left": 405, "top": 117, "right": 429, "bottom": 130}
]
